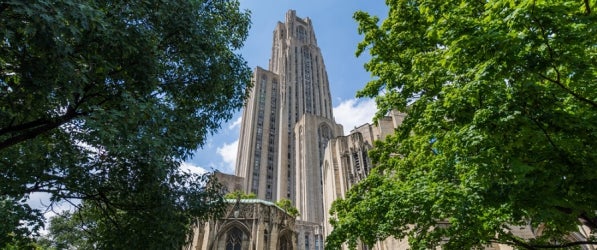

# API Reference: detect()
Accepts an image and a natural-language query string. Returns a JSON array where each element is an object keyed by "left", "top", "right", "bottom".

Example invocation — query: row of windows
[
  {"left": 285, "top": 32, "right": 337, "bottom": 121},
  {"left": 294, "top": 47, "right": 300, "bottom": 121},
  {"left": 252, "top": 77, "right": 268, "bottom": 194},
  {"left": 303, "top": 48, "right": 313, "bottom": 114},
  {"left": 225, "top": 227, "right": 292, "bottom": 250},
  {"left": 338, "top": 149, "right": 373, "bottom": 185},
  {"left": 265, "top": 78, "right": 278, "bottom": 200},
  {"left": 314, "top": 56, "right": 329, "bottom": 118},
  {"left": 303, "top": 233, "right": 323, "bottom": 250}
]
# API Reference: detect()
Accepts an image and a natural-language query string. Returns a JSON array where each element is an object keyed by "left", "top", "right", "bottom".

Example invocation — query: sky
[
  {"left": 187, "top": 0, "right": 389, "bottom": 174},
  {"left": 26, "top": 0, "right": 390, "bottom": 226}
]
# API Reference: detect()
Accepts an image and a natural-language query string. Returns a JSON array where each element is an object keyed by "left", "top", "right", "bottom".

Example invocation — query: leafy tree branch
[
  {"left": 327, "top": 0, "right": 597, "bottom": 249},
  {"left": 0, "top": 0, "right": 251, "bottom": 247}
]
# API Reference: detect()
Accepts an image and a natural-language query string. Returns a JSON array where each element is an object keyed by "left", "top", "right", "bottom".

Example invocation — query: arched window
[
  {"left": 279, "top": 234, "right": 293, "bottom": 250},
  {"left": 226, "top": 227, "right": 244, "bottom": 250}
]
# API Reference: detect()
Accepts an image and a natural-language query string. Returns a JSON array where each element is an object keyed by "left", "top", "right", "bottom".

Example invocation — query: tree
[
  {"left": 327, "top": 0, "right": 596, "bottom": 249},
  {"left": 224, "top": 190, "right": 257, "bottom": 199},
  {"left": 0, "top": 0, "right": 251, "bottom": 247},
  {"left": 0, "top": 197, "right": 43, "bottom": 249},
  {"left": 37, "top": 173, "right": 222, "bottom": 249},
  {"left": 37, "top": 210, "right": 94, "bottom": 250},
  {"left": 275, "top": 199, "right": 300, "bottom": 218}
]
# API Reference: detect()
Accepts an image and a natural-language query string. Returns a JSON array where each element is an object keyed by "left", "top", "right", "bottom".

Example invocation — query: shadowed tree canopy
[
  {"left": 327, "top": 0, "right": 596, "bottom": 249},
  {"left": 0, "top": 0, "right": 251, "bottom": 248}
]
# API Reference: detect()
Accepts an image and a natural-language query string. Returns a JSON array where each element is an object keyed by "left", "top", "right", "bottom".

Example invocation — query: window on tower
[{"left": 297, "top": 26, "right": 307, "bottom": 43}]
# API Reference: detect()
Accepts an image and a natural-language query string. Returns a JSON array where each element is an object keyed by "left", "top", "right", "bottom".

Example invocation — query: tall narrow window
[
  {"left": 280, "top": 234, "right": 292, "bottom": 250},
  {"left": 252, "top": 76, "right": 268, "bottom": 194},
  {"left": 315, "top": 235, "right": 322, "bottom": 250},
  {"left": 303, "top": 47, "right": 313, "bottom": 114},
  {"left": 305, "top": 233, "right": 310, "bottom": 250},
  {"left": 297, "top": 26, "right": 307, "bottom": 43},
  {"left": 226, "top": 227, "right": 243, "bottom": 250}
]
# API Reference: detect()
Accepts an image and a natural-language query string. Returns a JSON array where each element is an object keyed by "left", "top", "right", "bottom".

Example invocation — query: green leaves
[
  {"left": 328, "top": 0, "right": 597, "bottom": 249},
  {"left": 1, "top": 0, "right": 250, "bottom": 247},
  {"left": 40, "top": 172, "right": 224, "bottom": 250},
  {"left": 275, "top": 198, "right": 300, "bottom": 218},
  {"left": 224, "top": 190, "right": 257, "bottom": 199},
  {"left": 0, "top": 197, "right": 44, "bottom": 247}
]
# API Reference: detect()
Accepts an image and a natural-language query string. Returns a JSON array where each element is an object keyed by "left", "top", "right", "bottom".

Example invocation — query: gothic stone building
[
  {"left": 187, "top": 198, "right": 297, "bottom": 250},
  {"left": 234, "top": 10, "right": 341, "bottom": 249},
  {"left": 187, "top": 10, "right": 596, "bottom": 250}
]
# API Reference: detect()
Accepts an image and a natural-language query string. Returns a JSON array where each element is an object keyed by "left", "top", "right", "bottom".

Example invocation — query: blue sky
[
  {"left": 185, "top": 1, "right": 389, "bottom": 174},
  {"left": 30, "top": 1, "right": 390, "bottom": 223}
]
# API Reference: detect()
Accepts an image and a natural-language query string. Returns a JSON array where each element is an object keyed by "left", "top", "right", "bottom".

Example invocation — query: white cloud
[
  {"left": 216, "top": 139, "right": 238, "bottom": 173},
  {"left": 333, "top": 98, "right": 377, "bottom": 135},
  {"left": 180, "top": 162, "right": 208, "bottom": 175},
  {"left": 26, "top": 192, "right": 79, "bottom": 214},
  {"left": 228, "top": 116, "right": 242, "bottom": 130},
  {"left": 26, "top": 191, "right": 79, "bottom": 235}
]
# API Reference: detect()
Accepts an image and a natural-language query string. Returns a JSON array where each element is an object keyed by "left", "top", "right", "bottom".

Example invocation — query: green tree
[
  {"left": 0, "top": 0, "right": 251, "bottom": 248},
  {"left": 0, "top": 197, "right": 43, "bottom": 249},
  {"left": 328, "top": 0, "right": 596, "bottom": 249},
  {"left": 36, "top": 211, "right": 93, "bottom": 250},
  {"left": 224, "top": 190, "right": 257, "bottom": 199},
  {"left": 34, "top": 173, "right": 223, "bottom": 249},
  {"left": 276, "top": 198, "right": 300, "bottom": 218}
]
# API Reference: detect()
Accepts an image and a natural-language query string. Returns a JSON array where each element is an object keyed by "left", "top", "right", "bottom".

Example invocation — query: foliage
[
  {"left": 36, "top": 211, "right": 94, "bottom": 250},
  {"left": 0, "top": 197, "right": 43, "bottom": 249},
  {"left": 275, "top": 198, "right": 300, "bottom": 218},
  {"left": 37, "top": 172, "right": 223, "bottom": 249},
  {"left": 0, "top": 0, "right": 251, "bottom": 248},
  {"left": 224, "top": 190, "right": 257, "bottom": 199},
  {"left": 327, "top": 0, "right": 596, "bottom": 249}
]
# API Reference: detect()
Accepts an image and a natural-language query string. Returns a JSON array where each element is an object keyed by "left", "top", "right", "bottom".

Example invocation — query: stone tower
[{"left": 235, "top": 10, "right": 343, "bottom": 248}]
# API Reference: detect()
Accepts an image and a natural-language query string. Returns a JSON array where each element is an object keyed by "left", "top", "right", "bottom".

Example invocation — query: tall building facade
[
  {"left": 321, "top": 112, "right": 407, "bottom": 250},
  {"left": 200, "top": 10, "right": 595, "bottom": 250},
  {"left": 235, "top": 10, "right": 343, "bottom": 248}
]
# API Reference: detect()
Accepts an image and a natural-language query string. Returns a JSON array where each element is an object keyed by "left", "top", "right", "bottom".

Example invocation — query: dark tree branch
[
  {"left": 530, "top": 8, "right": 597, "bottom": 109},
  {"left": 534, "top": 71, "right": 597, "bottom": 109},
  {"left": 1, "top": 77, "right": 105, "bottom": 136},
  {"left": 0, "top": 117, "right": 56, "bottom": 136},
  {"left": 528, "top": 116, "right": 575, "bottom": 168},
  {"left": 532, "top": 241, "right": 597, "bottom": 249},
  {"left": 583, "top": 0, "right": 591, "bottom": 14},
  {"left": 502, "top": 235, "right": 536, "bottom": 250},
  {"left": 0, "top": 105, "right": 84, "bottom": 151},
  {"left": 0, "top": 85, "right": 103, "bottom": 150},
  {"left": 23, "top": 181, "right": 62, "bottom": 194},
  {"left": 500, "top": 233, "right": 597, "bottom": 250}
]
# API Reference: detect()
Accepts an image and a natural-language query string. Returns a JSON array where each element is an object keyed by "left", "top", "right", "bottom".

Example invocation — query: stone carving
[
  {"left": 260, "top": 205, "right": 270, "bottom": 222},
  {"left": 240, "top": 204, "right": 253, "bottom": 218}
]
